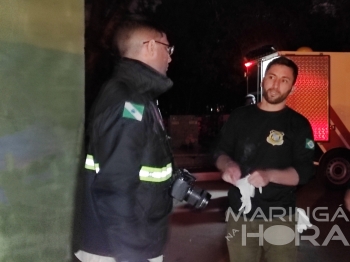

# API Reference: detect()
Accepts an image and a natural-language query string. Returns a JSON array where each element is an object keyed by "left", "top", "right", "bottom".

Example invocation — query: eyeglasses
[{"left": 143, "top": 40, "right": 174, "bottom": 56}]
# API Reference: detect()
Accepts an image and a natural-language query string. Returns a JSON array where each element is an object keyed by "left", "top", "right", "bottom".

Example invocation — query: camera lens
[{"left": 185, "top": 186, "right": 212, "bottom": 209}]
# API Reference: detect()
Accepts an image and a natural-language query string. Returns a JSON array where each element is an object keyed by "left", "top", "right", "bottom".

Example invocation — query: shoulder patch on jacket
[
  {"left": 305, "top": 138, "right": 315, "bottom": 149},
  {"left": 123, "top": 101, "right": 144, "bottom": 121}
]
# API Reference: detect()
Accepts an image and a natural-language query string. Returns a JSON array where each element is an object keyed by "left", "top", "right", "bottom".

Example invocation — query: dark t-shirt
[{"left": 215, "top": 105, "right": 315, "bottom": 218}]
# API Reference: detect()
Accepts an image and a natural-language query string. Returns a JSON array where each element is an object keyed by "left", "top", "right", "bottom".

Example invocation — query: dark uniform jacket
[{"left": 80, "top": 58, "right": 174, "bottom": 262}]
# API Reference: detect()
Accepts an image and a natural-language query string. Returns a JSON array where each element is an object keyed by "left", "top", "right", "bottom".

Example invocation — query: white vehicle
[{"left": 245, "top": 49, "right": 350, "bottom": 188}]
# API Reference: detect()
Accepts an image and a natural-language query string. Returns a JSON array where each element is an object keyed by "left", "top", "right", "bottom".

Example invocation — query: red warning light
[{"left": 244, "top": 62, "right": 254, "bottom": 68}]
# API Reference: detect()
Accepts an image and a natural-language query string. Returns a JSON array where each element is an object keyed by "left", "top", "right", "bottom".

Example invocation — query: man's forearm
[
  {"left": 249, "top": 167, "right": 299, "bottom": 188},
  {"left": 216, "top": 154, "right": 242, "bottom": 184},
  {"left": 216, "top": 154, "right": 235, "bottom": 172},
  {"left": 265, "top": 167, "right": 299, "bottom": 186}
]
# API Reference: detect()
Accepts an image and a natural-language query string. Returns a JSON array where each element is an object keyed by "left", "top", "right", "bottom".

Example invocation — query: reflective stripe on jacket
[{"left": 85, "top": 154, "right": 172, "bottom": 182}]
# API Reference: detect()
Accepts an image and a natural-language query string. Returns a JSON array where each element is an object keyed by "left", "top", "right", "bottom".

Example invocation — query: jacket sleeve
[
  {"left": 91, "top": 102, "right": 150, "bottom": 261},
  {"left": 292, "top": 116, "right": 315, "bottom": 185}
]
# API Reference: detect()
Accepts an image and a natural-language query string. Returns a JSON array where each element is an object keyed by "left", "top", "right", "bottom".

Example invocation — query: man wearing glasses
[{"left": 75, "top": 15, "right": 174, "bottom": 262}]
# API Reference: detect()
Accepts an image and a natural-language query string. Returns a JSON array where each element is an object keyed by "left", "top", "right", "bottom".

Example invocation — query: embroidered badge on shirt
[
  {"left": 305, "top": 138, "right": 315, "bottom": 149},
  {"left": 266, "top": 130, "right": 284, "bottom": 146},
  {"left": 123, "top": 102, "right": 144, "bottom": 121}
]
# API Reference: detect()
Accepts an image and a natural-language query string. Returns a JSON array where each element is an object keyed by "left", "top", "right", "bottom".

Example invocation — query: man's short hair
[
  {"left": 113, "top": 15, "right": 166, "bottom": 57},
  {"left": 265, "top": 56, "right": 299, "bottom": 85}
]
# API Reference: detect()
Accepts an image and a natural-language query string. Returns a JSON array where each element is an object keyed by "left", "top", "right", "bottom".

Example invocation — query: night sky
[{"left": 85, "top": 0, "right": 350, "bottom": 115}]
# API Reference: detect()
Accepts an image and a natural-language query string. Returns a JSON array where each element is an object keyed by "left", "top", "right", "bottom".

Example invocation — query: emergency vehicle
[{"left": 244, "top": 49, "right": 350, "bottom": 188}]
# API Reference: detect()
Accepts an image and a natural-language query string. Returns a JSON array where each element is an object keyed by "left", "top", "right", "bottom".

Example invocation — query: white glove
[
  {"left": 296, "top": 208, "right": 312, "bottom": 233},
  {"left": 236, "top": 175, "right": 256, "bottom": 214}
]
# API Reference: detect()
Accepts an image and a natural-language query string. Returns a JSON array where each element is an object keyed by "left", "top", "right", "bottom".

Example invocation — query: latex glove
[
  {"left": 236, "top": 175, "right": 256, "bottom": 214},
  {"left": 296, "top": 208, "right": 312, "bottom": 233}
]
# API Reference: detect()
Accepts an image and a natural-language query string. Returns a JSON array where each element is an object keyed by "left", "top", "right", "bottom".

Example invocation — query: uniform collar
[{"left": 114, "top": 57, "right": 173, "bottom": 99}]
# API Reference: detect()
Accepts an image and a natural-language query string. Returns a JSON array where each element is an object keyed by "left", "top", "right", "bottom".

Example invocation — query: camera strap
[{"left": 150, "top": 101, "right": 176, "bottom": 175}]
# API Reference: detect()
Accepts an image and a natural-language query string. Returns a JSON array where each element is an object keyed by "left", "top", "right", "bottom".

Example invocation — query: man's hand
[
  {"left": 248, "top": 170, "right": 270, "bottom": 188},
  {"left": 344, "top": 189, "right": 350, "bottom": 212},
  {"left": 216, "top": 155, "right": 242, "bottom": 185},
  {"left": 222, "top": 161, "right": 242, "bottom": 185}
]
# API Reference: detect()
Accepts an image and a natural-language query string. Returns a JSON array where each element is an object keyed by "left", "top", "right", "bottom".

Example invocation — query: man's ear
[
  {"left": 290, "top": 85, "right": 296, "bottom": 94},
  {"left": 145, "top": 39, "right": 156, "bottom": 57},
  {"left": 260, "top": 78, "right": 265, "bottom": 88}
]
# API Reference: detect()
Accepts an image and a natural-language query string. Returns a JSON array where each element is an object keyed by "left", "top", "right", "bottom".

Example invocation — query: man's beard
[{"left": 262, "top": 88, "right": 292, "bottom": 104}]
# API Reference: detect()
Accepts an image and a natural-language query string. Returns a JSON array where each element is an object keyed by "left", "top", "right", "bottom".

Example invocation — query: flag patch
[
  {"left": 123, "top": 102, "right": 144, "bottom": 121},
  {"left": 305, "top": 139, "right": 315, "bottom": 149}
]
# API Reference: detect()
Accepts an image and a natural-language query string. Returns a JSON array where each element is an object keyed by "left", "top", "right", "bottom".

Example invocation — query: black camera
[{"left": 170, "top": 169, "right": 211, "bottom": 209}]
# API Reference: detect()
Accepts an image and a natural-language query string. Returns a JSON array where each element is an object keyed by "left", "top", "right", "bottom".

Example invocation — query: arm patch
[
  {"left": 305, "top": 138, "right": 315, "bottom": 149},
  {"left": 122, "top": 101, "right": 144, "bottom": 121}
]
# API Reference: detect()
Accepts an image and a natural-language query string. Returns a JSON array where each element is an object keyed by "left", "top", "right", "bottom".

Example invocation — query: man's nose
[
  {"left": 168, "top": 54, "right": 172, "bottom": 63},
  {"left": 272, "top": 78, "right": 281, "bottom": 88}
]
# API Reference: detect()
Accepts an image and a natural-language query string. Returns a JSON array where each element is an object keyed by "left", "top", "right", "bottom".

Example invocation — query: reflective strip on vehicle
[
  {"left": 139, "top": 163, "right": 172, "bottom": 182},
  {"left": 85, "top": 154, "right": 100, "bottom": 173}
]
